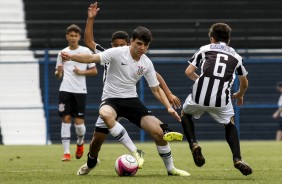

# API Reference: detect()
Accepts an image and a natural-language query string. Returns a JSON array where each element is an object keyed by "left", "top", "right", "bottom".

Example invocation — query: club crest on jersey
[
  {"left": 137, "top": 66, "right": 145, "bottom": 75},
  {"left": 59, "top": 103, "right": 65, "bottom": 112}
]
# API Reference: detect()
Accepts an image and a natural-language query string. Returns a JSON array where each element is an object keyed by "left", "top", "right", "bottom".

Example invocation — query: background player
[{"left": 55, "top": 24, "right": 98, "bottom": 161}]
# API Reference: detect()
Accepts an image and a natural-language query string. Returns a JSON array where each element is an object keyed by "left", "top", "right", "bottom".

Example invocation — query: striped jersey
[{"left": 188, "top": 42, "right": 248, "bottom": 107}]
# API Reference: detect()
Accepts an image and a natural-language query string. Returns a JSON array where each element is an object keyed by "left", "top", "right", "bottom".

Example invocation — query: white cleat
[
  {"left": 168, "top": 168, "right": 190, "bottom": 176},
  {"left": 131, "top": 149, "right": 145, "bottom": 169},
  {"left": 77, "top": 159, "right": 100, "bottom": 175}
]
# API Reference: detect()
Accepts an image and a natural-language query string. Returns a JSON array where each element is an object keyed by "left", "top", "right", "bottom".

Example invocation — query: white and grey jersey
[
  {"left": 188, "top": 42, "right": 248, "bottom": 107},
  {"left": 98, "top": 46, "right": 159, "bottom": 100},
  {"left": 278, "top": 94, "right": 282, "bottom": 117}
]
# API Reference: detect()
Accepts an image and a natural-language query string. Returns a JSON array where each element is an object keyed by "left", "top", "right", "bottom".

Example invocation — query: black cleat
[
  {"left": 191, "top": 144, "right": 205, "bottom": 167},
  {"left": 234, "top": 159, "right": 253, "bottom": 176}
]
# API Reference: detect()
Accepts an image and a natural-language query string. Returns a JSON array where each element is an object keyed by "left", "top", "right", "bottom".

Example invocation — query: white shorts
[
  {"left": 95, "top": 116, "right": 126, "bottom": 128},
  {"left": 182, "top": 94, "right": 234, "bottom": 124}
]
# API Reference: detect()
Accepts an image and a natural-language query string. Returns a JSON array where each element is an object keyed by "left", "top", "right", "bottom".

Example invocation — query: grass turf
[{"left": 0, "top": 141, "right": 281, "bottom": 184}]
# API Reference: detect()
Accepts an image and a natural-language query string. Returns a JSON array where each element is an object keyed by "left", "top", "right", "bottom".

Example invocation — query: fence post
[
  {"left": 234, "top": 76, "right": 240, "bottom": 138},
  {"left": 138, "top": 77, "right": 145, "bottom": 142},
  {"left": 44, "top": 49, "right": 50, "bottom": 144}
]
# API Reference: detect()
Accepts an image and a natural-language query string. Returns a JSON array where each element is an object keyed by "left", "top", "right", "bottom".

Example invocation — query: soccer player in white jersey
[
  {"left": 55, "top": 24, "right": 98, "bottom": 161},
  {"left": 61, "top": 25, "right": 190, "bottom": 176},
  {"left": 272, "top": 81, "right": 282, "bottom": 141},
  {"left": 180, "top": 22, "right": 253, "bottom": 176},
  {"left": 75, "top": 2, "right": 183, "bottom": 174}
]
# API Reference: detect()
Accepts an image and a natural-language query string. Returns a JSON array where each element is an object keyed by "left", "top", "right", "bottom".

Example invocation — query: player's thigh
[
  {"left": 73, "top": 93, "right": 86, "bottom": 118},
  {"left": 183, "top": 94, "right": 205, "bottom": 119},
  {"left": 58, "top": 91, "right": 72, "bottom": 116},
  {"left": 140, "top": 116, "right": 163, "bottom": 136},
  {"left": 207, "top": 104, "right": 234, "bottom": 124}
]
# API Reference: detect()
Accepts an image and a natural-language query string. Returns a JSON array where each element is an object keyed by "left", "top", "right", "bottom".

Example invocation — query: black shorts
[
  {"left": 100, "top": 98, "right": 153, "bottom": 127},
  {"left": 58, "top": 91, "right": 86, "bottom": 118}
]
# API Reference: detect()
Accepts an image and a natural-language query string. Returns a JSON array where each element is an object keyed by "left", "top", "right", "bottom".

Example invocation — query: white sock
[
  {"left": 75, "top": 123, "right": 86, "bottom": 145},
  {"left": 61, "top": 122, "right": 71, "bottom": 154},
  {"left": 157, "top": 144, "right": 174, "bottom": 171},
  {"left": 109, "top": 122, "right": 137, "bottom": 153}
]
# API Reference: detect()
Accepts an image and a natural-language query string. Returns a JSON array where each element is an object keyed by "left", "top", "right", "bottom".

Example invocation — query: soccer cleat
[
  {"left": 168, "top": 168, "right": 191, "bottom": 176},
  {"left": 163, "top": 132, "right": 184, "bottom": 141},
  {"left": 234, "top": 159, "right": 253, "bottom": 176},
  {"left": 61, "top": 153, "right": 71, "bottom": 161},
  {"left": 191, "top": 143, "right": 205, "bottom": 167},
  {"left": 160, "top": 123, "right": 183, "bottom": 141},
  {"left": 76, "top": 143, "right": 84, "bottom": 159},
  {"left": 131, "top": 149, "right": 145, "bottom": 169},
  {"left": 77, "top": 159, "right": 100, "bottom": 175}
]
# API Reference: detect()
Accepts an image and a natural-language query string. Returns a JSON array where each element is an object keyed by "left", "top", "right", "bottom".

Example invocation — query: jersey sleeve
[
  {"left": 98, "top": 48, "right": 114, "bottom": 66},
  {"left": 235, "top": 59, "right": 248, "bottom": 76},
  {"left": 144, "top": 59, "right": 160, "bottom": 88},
  {"left": 188, "top": 48, "right": 202, "bottom": 68},
  {"left": 56, "top": 51, "right": 63, "bottom": 69}
]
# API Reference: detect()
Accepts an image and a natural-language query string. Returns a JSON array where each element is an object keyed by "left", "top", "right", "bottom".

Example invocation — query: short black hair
[
  {"left": 112, "top": 31, "right": 130, "bottom": 43},
  {"left": 66, "top": 24, "right": 81, "bottom": 35},
  {"left": 208, "top": 23, "right": 231, "bottom": 43},
  {"left": 132, "top": 26, "right": 152, "bottom": 44}
]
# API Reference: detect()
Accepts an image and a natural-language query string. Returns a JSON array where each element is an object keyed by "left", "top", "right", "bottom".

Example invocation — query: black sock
[
  {"left": 181, "top": 113, "right": 197, "bottom": 150},
  {"left": 160, "top": 123, "right": 173, "bottom": 134},
  {"left": 87, "top": 153, "right": 98, "bottom": 168},
  {"left": 225, "top": 122, "right": 241, "bottom": 161}
]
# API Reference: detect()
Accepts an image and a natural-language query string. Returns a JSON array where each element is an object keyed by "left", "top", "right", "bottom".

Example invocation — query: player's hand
[
  {"left": 73, "top": 66, "right": 82, "bottom": 75},
  {"left": 167, "top": 94, "right": 181, "bottom": 109},
  {"left": 167, "top": 107, "right": 181, "bottom": 122},
  {"left": 232, "top": 92, "right": 244, "bottom": 106},
  {"left": 88, "top": 2, "right": 100, "bottom": 18},
  {"left": 60, "top": 52, "right": 71, "bottom": 62}
]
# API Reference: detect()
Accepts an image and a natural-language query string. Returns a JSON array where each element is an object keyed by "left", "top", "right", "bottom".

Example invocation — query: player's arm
[
  {"left": 232, "top": 76, "right": 248, "bottom": 106},
  {"left": 84, "top": 2, "right": 100, "bottom": 51},
  {"left": 73, "top": 66, "right": 98, "bottom": 76},
  {"left": 273, "top": 107, "right": 282, "bottom": 119},
  {"left": 150, "top": 85, "right": 181, "bottom": 122},
  {"left": 156, "top": 72, "right": 181, "bottom": 109},
  {"left": 61, "top": 52, "right": 101, "bottom": 64},
  {"left": 185, "top": 64, "right": 198, "bottom": 81},
  {"left": 55, "top": 65, "right": 63, "bottom": 79}
]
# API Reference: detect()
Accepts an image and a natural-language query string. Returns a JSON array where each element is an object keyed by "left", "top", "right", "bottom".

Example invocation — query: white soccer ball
[{"left": 115, "top": 154, "right": 139, "bottom": 176}]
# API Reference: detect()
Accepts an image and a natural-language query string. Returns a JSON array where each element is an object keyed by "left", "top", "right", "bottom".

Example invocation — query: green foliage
[{"left": 0, "top": 141, "right": 281, "bottom": 184}]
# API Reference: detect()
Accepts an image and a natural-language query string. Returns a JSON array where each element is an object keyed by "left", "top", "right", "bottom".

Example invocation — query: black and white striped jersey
[
  {"left": 188, "top": 42, "right": 248, "bottom": 107},
  {"left": 94, "top": 44, "right": 108, "bottom": 83}
]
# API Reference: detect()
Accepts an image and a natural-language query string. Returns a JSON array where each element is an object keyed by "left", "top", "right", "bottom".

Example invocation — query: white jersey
[
  {"left": 98, "top": 46, "right": 159, "bottom": 100},
  {"left": 278, "top": 94, "right": 282, "bottom": 117},
  {"left": 56, "top": 46, "right": 96, "bottom": 93}
]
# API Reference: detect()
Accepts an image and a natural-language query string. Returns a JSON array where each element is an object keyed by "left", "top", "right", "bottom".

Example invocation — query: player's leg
[
  {"left": 99, "top": 103, "right": 144, "bottom": 168},
  {"left": 77, "top": 116, "right": 108, "bottom": 175},
  {"left": 224, "top": 118, "right": 252, "bottom": 176},
  {"left": 160, "top": 122, "right": 183, "bottom": 141},
  {"left": 276, "top": 119, "right": 282, "bottom": 141},
  {"left": 181, "top": 95, "right": 205, "bottom": 167},
  {"left": 73, "top": 93, "right": 87, "bottom": 159},
  {"left": 58, "top": 91, "right": 72, "bottom": 161},
  {"left": 210, "top": 104, "right": 252, "bottom": 176},
  {"left": 61, "top": 115, "right": 72, "bottom": 161},
  {"left": 140, "top": 115, "right": 190, "bottom": 176}
]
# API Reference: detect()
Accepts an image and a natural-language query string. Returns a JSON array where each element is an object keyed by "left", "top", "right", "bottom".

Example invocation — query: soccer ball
[{"left": 115, "top": 154, "right": 139, "bottom": 176}]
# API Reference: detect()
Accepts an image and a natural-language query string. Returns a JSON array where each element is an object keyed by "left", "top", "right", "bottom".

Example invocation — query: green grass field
[{"left": 0, "top": 141, "right": 281, "bottom": 184}]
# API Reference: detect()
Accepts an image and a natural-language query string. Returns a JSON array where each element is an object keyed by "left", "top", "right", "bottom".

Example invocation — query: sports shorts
[
  {"left": 183, "top": 94, "right": 234, "bottom": 124},
  {"left": 58, "top": 91, "right": 86, "bottom": 118},
  {"left": 99, "top": 98, "right": 152, "bottom": 127}
]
